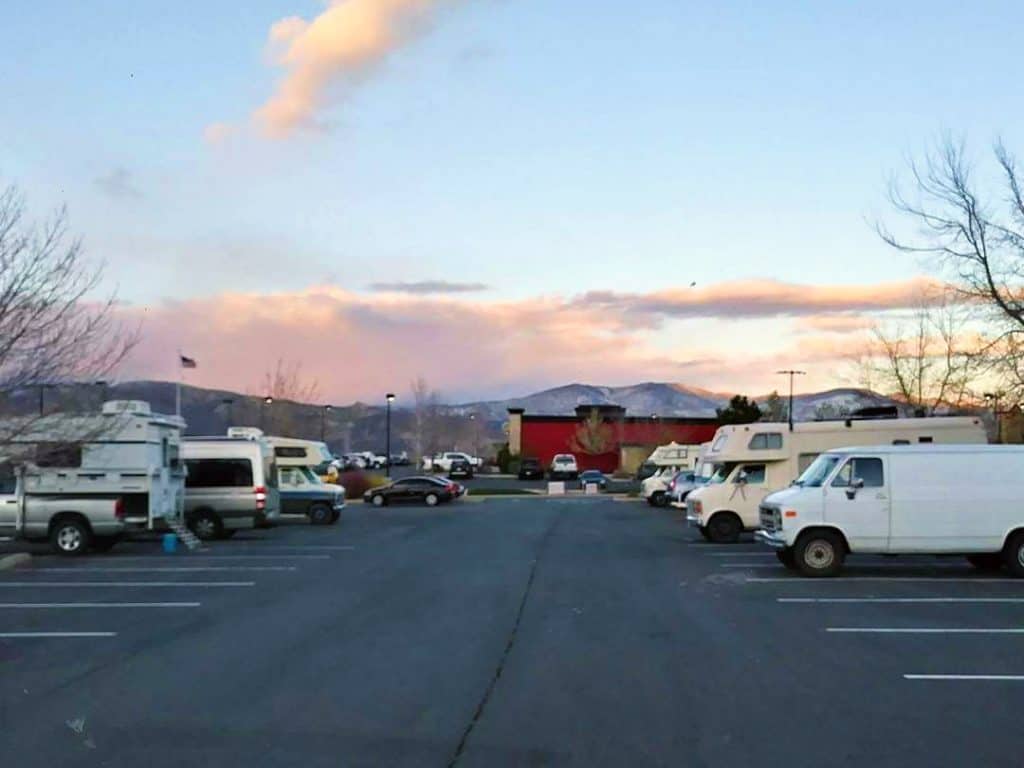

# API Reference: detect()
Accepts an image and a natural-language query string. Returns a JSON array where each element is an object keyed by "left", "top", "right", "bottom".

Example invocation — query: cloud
[
  {"left": 116, "top": 278, "right": 936, "bottom": 403},
  {"left": 203, "top": 122, "right": 237, "bottom": 145},
  {"left": 574, "top": 277, "right": 944, "bottom": 322},
  {"left": 368, "top": 280, "right": 491, "bottom": 294},
  {"left": 95, "top": 168, "right": 142, "bottom": 200},
  {"left": 246, "top": 0, "right": 454, "bottom": 139}
]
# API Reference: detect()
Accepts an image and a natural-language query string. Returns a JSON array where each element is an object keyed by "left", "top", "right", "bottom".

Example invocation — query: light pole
[
  {"left": 776, "top": 370, "right": 806, "bottom": 432},
  {"left": 260, "top": 396, "right": 273, "bottom": 431},
  {"left": 94, "top": 380, "right": 108, "bottom": 408},
  {"left": 385, "top": 393, "right": 396, "bottom": 478},
  {"left": 984, "top": 392, "right": 1003, "bottom": 443},
  {"left": 321, "top": 404, "right": 332, "bottom": 442},
  {"left": 221, "top": 397, "right": 235, "bottom": 430},
  {"left": 470, "top": 413, "right": 480, "bottom": 458}
]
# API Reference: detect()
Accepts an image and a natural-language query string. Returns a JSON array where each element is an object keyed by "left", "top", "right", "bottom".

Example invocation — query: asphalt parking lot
[{"left": 1, "top": 498, "right": 1022, "bottom": 767}]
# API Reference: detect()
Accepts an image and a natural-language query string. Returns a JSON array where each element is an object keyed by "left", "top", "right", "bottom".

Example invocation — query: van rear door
[{"left": 823, "top": 455, "right": 890, "bottom": 552}]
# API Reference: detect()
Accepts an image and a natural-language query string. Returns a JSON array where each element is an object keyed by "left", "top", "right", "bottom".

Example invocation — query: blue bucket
[{"left": 162, "top": 533, "right": 178, "bottom": 554}]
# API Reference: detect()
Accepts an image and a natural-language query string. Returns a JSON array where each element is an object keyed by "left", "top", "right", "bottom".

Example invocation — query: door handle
[{"left": 875, "top": 493, "right": 887, "bottom": 500}]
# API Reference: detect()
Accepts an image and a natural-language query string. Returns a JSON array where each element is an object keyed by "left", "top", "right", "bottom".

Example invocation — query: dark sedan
[
  {"left": 518, "top": 457, "right": 544, "bottom": 480},
  {"left": 579, "top": 469, "right": 609, "bottom": 491},
  {"left": 364, "top": 476, "right": 460, "bottom": 507}
]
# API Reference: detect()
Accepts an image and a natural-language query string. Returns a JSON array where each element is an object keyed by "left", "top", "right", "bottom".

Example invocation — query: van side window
[
  {"left": 738, "top": 464, "right": 766, "bottom": 484},
  {"left": 918, "top": 436, "right": 933, "bottom": 444},
  {"left": 892, "top": 440, "right": 910, "bottom": 445},
  {"left": 184, "top": 459, "right": 254, "bottom": 488},
  {"left": 831, "top": 458, "right": 884, "bottom": 488},
  {"left": 748, "top": 433, "right": 782, "bottom": 450},
  {"left": 274, "top": 446, "right": 307, "bottom": 458}
]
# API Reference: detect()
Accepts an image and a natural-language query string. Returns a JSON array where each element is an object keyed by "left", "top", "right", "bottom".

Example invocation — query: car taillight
[
  {"left": 114, "top": 498, "right": 125, "bottom": 519},
  {"left": 668, "top": 481, "right": 676, "bottom": 490},
  {"left": 254, "top": 485, "right": 267, "bottom": 510}
]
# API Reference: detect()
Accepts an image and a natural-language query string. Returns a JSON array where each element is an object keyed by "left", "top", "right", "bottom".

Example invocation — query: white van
[
  {"left": 182, "top": 437, "right": 281, "bottom": 540},
  {"left": 686, "top": 416, "right": 986, "bottom": 542},
  {"left": 756, "top": 445, "right": 1024, "bottom": 577}
]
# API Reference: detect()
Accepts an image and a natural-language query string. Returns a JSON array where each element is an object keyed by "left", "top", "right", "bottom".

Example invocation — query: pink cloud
[{"left": 116, "top": 279, "right": 932, "bottom": 402}]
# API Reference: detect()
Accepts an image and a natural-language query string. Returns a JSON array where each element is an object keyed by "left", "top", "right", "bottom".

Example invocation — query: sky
[{"left": 2, "top": 0, "right": 1022, "bottom": 405}]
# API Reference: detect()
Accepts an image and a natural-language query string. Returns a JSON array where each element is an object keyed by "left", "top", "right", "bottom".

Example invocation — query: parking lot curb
[{"left": 0, "top": 553, "right": 31, "bottom": 571}]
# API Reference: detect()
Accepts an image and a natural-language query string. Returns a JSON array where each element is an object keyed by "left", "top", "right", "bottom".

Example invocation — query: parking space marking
[
  {"left": 748, "top": 577, "right": 1024, "bottom": 583},
  {"left": 904, "top": 674, "right": 1024, "bottom": 681},
  {"left": 0, "top": 581, "right": 255, "bottom": 588},
  {"left": 223, "top": 545, "right": 354, "bottom": 551},
  {"left": 726, "top": 563, "right": 986, "bottom": 569},
  {"left": 0, "top": 602, "right": 200, "bottom": 608},
  {"left": 32, "top": 567, "right": 297, "bottom": 573},
  {"left": 0, "top": 632, "right": 117, "bottom": 638},
  {"left": 703, "top": 552, "right": 777, "bottom": 557},
  {"left": 89, "top": 555, "right": 330, "bottom": 561},
  {"left": 779, "top": 597, "right": 1024, "bottom": 604},
  {"left": 827, "top": 628, "right": 1024, "bottom": 634}
]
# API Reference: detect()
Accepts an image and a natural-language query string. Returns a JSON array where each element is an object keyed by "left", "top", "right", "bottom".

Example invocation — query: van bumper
[
  {"left": 755, "top": 530, "right": 787, "bottom": 550},
  {"left": 686, "top": 512, "right": 703, "bottom": 528}
]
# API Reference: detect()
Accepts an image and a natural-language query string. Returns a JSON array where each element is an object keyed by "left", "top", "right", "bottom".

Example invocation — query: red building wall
[{"left": 519, "top": 417, "right": 719, "bottom": 473}]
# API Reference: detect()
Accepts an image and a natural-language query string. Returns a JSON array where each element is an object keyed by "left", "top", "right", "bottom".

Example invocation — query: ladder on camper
[{"left": 166, "top": 516, "right": 203, "bottom": 551}]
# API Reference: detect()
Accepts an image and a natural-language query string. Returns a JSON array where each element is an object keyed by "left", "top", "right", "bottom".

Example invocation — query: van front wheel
[
  {"left": 794, "top": 530, "right": 845, "bottom": 577},
  {"left": 706, "top": 512, "right": 742, "bottom": 543},
  {"left": 1003, "top": 531, "right": 1024, "bottom": 577}
]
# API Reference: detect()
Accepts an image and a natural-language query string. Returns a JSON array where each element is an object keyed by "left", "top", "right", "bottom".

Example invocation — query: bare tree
[
  {"left": 254, "top": 359, "right": 320, "bottom": 435},
  {"left": 760, "top": 391, "right": 788, "bottom": 422},
  {"left": 410, "top": 376, "right": 441, "bottom": 461},
  {"left": 878, "top": 136, "right": 1024, "bottom": 402},
  {"left": 0, "top": 183, "right": 136, "bottom": 453},
  {"left": 856, "top": 289, "right": 990, "bottom": 414}
]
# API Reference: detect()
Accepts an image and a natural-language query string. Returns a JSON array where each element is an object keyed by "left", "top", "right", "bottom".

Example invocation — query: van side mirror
[{"left": 845, "top": 477, "right": 864, "bottom": 500}]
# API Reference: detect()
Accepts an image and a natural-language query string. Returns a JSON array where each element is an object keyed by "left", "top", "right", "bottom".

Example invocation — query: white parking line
[
  {"left": 726, "top": 563, "right": 981, "bottom": 569},
  {"left": 779, "top": 597, "right": 1024, "bottom": 604},
  {"left": 0, "top": 602, "right": 200, "bottom": 608},
  {"left": 748, "top": 577, "right": 1024, "bottom": 583},
  {"left": 0, "top": 632, "right": 116, "bottom": 638},
  {"left": 224, "top": 545, "right": 354, "bottom": 551},
  {"left": 904, "top": 674, "right": 1024, "bottom": 681},
  {"left": 93, "top": 555, "right": 329, "bottom": 561},
  {"left": 703, "top": 552, "right": 777, "bottom": 558},
  {"left": 32, "top": 567, "right": 297, "bottom": 573},
  {"left": 0, "top": 581, "right": 254, "bottom": 588},
  {"left": 828, "top": 627, "right": 1024, "bottom": 634}
]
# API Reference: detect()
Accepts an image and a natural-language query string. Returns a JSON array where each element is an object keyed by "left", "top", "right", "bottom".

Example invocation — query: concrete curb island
[{"left": 0, "top": 553, "right": 31, "bottom": 570}]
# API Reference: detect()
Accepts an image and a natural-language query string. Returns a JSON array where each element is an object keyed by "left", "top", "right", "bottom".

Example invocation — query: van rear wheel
[
  {"left": 1003, "top": 531, "right": 1024, "bottom": 578},
  {"left": 966, "top": 553, "right": 1003, "bottom": 572},
  {"left": 794, "top": 530, "right": 845, "bottom": 577},
  {"left": 189, "top": 511, "right": 222, "bottom": 541},
  {"left": 706, "top": 512, "right": 742, "bottom": 543}
]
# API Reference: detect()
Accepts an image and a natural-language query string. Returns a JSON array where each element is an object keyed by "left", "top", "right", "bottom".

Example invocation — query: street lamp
[
  {"left": 221, "top": 397, "right": 235, "bottom": 429},
  {"left": 776, "top": 370, "right": 806, "bottom": 432},
  {"left": 385, "top": 394, "right": 396, "bottom": 477},
  {"left": 470, "top": 413, "right": 480, "bottom": 458},
  {"left": 984, "top": 392, "right": 1003, "bottom": 443},
  {"left": 260, "top": 396, "right": 273, "bottom": 431},
  {"left": 321, "top": 404, "right": 333, "bottom": 442}
]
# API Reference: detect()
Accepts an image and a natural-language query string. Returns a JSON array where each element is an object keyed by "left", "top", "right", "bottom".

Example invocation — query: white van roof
[{"left": 824, "top": 444, "right": 1017, "bottom": 456}]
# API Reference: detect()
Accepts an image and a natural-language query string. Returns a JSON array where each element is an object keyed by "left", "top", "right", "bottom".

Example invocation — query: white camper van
[
  {"left": 0, "top": 400, "right": 186, "bottom": 554},
  {"left": 640, "top": 442, "right": 706, "bottom": 506},
  {"left": 686, "top": 416, "right": 986, "bottom": 542},
  {"left": 756, "top": 445, "right": 1024, "bottom": 577}
]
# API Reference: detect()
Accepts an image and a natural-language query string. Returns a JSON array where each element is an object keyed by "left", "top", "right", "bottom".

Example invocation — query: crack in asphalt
[{"left": 446, "top": 506, "right": 565, "bottom": 767}]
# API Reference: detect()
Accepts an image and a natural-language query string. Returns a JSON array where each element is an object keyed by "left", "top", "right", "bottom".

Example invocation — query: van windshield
[
  {"left": 708, "top": 462, "right": 739, "bottom": 484},
  {"left": 795, "top": 454, "right": 842, "bottom": 487}
]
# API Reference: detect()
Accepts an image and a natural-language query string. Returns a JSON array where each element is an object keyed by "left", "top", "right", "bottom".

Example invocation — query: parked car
[
  {"left": 579, "top": 469, "right": 608, "bottom": 491},
  {"left": 549, "top": 453, "right": 579, "bottom": 480},
  {"left": 182, "top": 436, "right": 281, "bottom": 541},
  {"left": 449, "top": 457, "right": 474, "bottom": 479},
  {"left": 390, "top": 451, "right": 410, "bottom": 466},
  {"left": 518, "top": 457, "right": 544, "bottom": 480},
  {"left": 756, "top": 444, "right": 1024, "bottom": 577},
  {"left": 427, "top": 452, "right": 482, "bottom": 472},
  {"left": 668, "top": 469, "right": 708, "bottom": 507},
  {"left": 277, "top": 465, "right": 345, "bottom": 525},
  {"left": 364, "top": 475, "right": 461, "bottom": 507}
]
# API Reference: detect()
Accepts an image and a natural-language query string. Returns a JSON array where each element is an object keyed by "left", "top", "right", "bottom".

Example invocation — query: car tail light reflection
[
  {"left": 255, "top": 485, "right": 267, "bottom": 510},
  {"left": 114, "top": 498, "right": 125, "bottom": 519}
]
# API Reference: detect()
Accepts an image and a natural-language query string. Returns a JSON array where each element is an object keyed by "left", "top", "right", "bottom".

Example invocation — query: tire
[
  {"left": 966, "top": 553, "right": 1003, "bottom": 571},
  {"left": 308, "top": 503, "right": 332, "bottom": 526},
  {"left": 649, "top": 491, "right": 667, "bottom": 508},
  {"left": 371, "top": 494, "right": 386, "bottom": 508},
  {"left": 50, "top": 517, "right": 91, "bottom": 556},
  {"left": 776, "top": 550, "right": 798, "bottom": 570},
  {"left": 1002, "top": 531, "right": 1024, "bottom": 577},
  {"left": 699, "top": 526, "right": 712, "bottom": 541},
  {"left": 91, "top": 535, "right": 121, "bottom": 553},
  {"left": 794, "top": 530, "right": 846, "bottom": 577},
  {"left": 425, "top": 493, "right": 439, "bottom": 507},
  {"left": 189, "top": 510, "right": 223, "bottom": 542},
  {"left": 706, "top": 512, "right": 742, "bottom": 543}
]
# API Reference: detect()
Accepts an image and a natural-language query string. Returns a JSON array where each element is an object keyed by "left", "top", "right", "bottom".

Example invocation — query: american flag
[{"left": 180, "top": 355, "right": 197, "bottom": 369}]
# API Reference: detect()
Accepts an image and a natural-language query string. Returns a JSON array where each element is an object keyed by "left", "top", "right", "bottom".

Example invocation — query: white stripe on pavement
[
  {"left": 0, "top": 632, "right": 116, "bottom": 638},
  {"left": 92, "top": 555, "right": 329, "bottom": 561},
  {"left": 827, "top": 627, "right": 1024, "bottom": 634},
  {"left": 748, "top": 577, "right": 1024, "bottom": 583},
  {"left": 725, "top": 563, "right": 978, "bottom": 569},
  {"left": 779, "top": 597, "right": 1024, "bottom": 604},
  {"left": 33, "top": 567, "right": 297, "bottom": 573},
  {"left": 904, "top": 674, "right": 1024, "bottom": 681},
  {"left": 703, "top": 552, "right": 777, "bottom": 557},
  {"left": 224, "top": 545, "right": 354, "bottom": 551},
  {"left": 0, "top": 581, "right": 254, "bottom": 588},
  {"left": 0, "top": 602, "right": 199, "bottom": 608}
]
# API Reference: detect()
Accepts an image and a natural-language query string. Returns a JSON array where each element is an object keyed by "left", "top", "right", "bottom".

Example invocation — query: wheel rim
[
  {"left": 57, "top": 525, "right": 82, "bottom": 552},
  {"left": 426, "top": 495, "right": 437, "bottom": 506},
  {"left": 312, "top": 507, "right": 328, "bottom": 523},
  {"left": 373, "top": 495, "right": 383, "bottom": 507},
  {"left": 713, "top": 516, "right": 736, "bottom": 538},
  {"left": 805, "top": 539, "right": 835, "bottom": 570},
  {"left": 1017, "top": 545, "right": 1024, "bottom": 568},
  {"left": 195, "top": 517, "right": 216, "bottom": 538}
]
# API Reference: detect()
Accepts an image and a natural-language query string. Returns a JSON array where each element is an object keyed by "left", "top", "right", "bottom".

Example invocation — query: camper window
[
  {"left": 0, "top": 463, "right": 15, "bottom": 494},
  {"left": 275, "top": 446, "right": 308, "bottom": 458},
  {"left": 748, "top": 433, "right": 783, "bottom": 450},
  {"left": 34, "top": 442, "right": 82, "bottom": 468}
]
